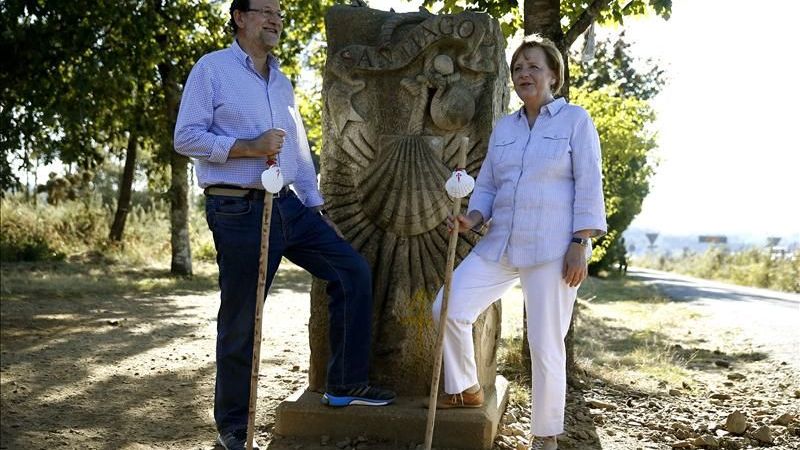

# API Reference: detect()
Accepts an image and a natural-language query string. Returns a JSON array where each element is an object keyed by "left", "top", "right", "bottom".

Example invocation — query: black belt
[{"left": 204, "top": 185, "right": 292, "bottom": 199}]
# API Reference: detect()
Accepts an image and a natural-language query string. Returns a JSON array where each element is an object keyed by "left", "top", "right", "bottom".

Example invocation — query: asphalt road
[{"left": 626, "top": 267, "right": 800, "bottom": 369}]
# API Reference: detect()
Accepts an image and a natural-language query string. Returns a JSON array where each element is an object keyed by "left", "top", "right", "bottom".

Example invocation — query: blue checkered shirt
[{"left": 174, "top": 40, "right": 323, "bottom": 207}]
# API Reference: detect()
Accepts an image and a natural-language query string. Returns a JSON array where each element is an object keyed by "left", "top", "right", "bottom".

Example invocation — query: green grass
[
  {"left": 497, "top": 275, "right": 698, "bottom": 394},
  {"left": 577, "top": 277, "right": 700, "bottom": 389},
  {"left": 0, "top": 195, "right": 216, "bottom": 266},
  {"left": 0, "top": 195, "right": 223, "bottom": 302},
  {"left": 633, "top": 247, "right": 800, "bottom": 293},
  {"left": 578, "top": 273, "right": 670, "bottom": 304}
]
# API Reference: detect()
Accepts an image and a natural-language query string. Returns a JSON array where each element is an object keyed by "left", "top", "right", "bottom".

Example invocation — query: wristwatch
[{"left": 571, "top": 237, "right": 590, "bottom": 247}]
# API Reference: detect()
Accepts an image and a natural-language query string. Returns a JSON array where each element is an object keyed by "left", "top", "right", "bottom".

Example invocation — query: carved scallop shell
[
  {"left": 261, "top": 164, "right": 284, "bottom": 193},
  {"left": 445, "top": 169, "right": 474, "bottom": 199},
  {"left": 358, "top": 135, "right": 451, "bottom": 236}
]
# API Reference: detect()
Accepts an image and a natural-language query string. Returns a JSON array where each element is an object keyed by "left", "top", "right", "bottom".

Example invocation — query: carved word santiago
[{"left": 339, "top": 15, "right": 483, "bottom": 71}]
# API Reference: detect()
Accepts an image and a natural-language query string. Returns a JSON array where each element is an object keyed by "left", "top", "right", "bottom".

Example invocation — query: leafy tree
[
  {"left": 276, "top": 1, "right": 337, "bottom": 83},
  {"left": 571, "top": 87, "right": 658, "bottom": 274},
  {"left": 572, "top": 33, "right": 665, "bottom": 101},
  {"left": 422, "top": 1, "right": 670, "bottom": 39},
  {"left": 570, "top": 36, "right": 664, "bottom": 273},
  {"left": 274, "top": 1, "right": 336, "bottom": 155},
  {"left": 2, "top": 0, "right": 345, "bottom": 274},
  {"left": 1, "top": 0, "right": 228, "bottom": 275}
]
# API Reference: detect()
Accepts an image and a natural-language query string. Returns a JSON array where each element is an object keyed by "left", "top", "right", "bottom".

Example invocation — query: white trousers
[{"left": 432, "top": 252, "right": 578, "bottom": 437}]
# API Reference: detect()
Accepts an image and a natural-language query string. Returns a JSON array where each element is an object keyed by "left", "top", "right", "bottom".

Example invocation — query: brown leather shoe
[{"left": 436, "top": 387, "right": 484, "bottom": 409}]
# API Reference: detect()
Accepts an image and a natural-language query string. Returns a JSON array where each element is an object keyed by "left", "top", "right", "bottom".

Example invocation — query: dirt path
[
  {"left": 1, "top": 263, "right": 313, "bottom": 450},
  {"left": 558, "top": 270, "right": 800, "bottom": 450},
  {"left": 628, "top": 267, "right": 800, "bottom": 371},
  {"left": 2, "top": 264, "right": 798, "bottom": 449}
]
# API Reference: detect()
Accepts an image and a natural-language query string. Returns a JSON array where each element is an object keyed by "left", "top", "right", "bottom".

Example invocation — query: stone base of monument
[{"left": 275, "top": 375, "right": 508, "bottom": 450}]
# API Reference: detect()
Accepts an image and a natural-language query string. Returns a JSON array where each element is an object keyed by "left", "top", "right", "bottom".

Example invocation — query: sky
[{"left": 371, "top": 0, "right": 800, "bottom": 239}]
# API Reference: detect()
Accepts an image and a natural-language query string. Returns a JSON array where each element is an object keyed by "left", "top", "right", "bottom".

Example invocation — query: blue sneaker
[
  {"left": 217, "top": 429, "right": 261, "bottom": 450},
  {"left": 322, "top": 384, "right": 396, "bottom": 407}
]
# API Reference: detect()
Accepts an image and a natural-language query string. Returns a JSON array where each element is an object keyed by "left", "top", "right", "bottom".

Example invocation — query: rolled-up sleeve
[
  {"left": 571, "top": 111, "right": 607, "bottom": 236},
  {"left": 174, "top": 61, "right": 236, "bottom": 164},
  {"left": 467, "top": 130, "right": 498, "bottom": 221}
]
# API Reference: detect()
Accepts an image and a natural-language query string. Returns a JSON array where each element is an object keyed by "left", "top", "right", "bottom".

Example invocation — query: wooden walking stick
[
  {"left": 424, "top": 137, "right": 474, "bottom": 450},
  {"left": 246, "top": 158, "right": 283, "bottom": 450}
]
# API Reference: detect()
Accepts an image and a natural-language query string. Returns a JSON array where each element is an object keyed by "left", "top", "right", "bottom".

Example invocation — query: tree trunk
[
  {"left": 523, "top": 0, "right": 570, "bottom": 101},
  {"left": 109, "top": 131, "right": 138, "bottom": 242},
  {"left": 158, "top": 56, "right": 192, "bottom": 276},
  {"left": 24, "top": 151, "right": 30, "bottom": 201},
  {"left": 524, "top": 0, "right": 562, "bottom": 38},
  {"left": 169, "top": 149, "right": 193, "bottom": 276}
]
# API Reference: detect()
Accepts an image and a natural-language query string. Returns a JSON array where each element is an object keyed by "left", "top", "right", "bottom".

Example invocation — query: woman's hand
[
  {"left": 562, "top": 243, "right": 588, "bottom": 287},
  {"left": 446, "top": 210, "right": 483, "bottom": 234}
]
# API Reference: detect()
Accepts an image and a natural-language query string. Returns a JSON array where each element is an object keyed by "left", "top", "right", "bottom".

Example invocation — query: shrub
[
  {"left": 0, "top": 194, "right": 214, "bottom": 265},
  {"left": 633, "top": 247, "right": 799, "bottom": 293}
]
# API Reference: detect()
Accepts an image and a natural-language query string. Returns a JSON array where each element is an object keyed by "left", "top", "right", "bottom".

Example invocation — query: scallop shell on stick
[
  {"left": 445, "top": 169, "right": 474, "bottom": 199},
  {"left": 261, "top": 164, "right": 284, "bottom": 193}
]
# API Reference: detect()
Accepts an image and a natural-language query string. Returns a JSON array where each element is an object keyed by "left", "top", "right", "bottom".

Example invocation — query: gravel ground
[{"left": 2, "top": 264, "right": 797, "bottom": 449}]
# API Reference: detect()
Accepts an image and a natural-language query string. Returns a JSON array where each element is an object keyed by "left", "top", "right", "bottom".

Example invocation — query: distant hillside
[{"left": 623, "top": 228, "right": 800, "bottom": 257}]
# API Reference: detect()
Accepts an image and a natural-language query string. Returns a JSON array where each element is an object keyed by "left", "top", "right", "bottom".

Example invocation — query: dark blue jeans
[{"left": 205, "top": 190, "right": 373, "bottom": 434}]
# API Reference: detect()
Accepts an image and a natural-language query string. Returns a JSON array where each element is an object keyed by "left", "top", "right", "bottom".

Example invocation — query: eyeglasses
[{"left": 245, "top": 8, "right": 285, "bottom": 20}]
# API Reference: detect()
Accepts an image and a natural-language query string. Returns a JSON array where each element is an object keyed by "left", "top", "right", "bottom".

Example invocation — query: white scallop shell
[
  {"left": 444, "top": 169, "right": 474, "bottom": 198},
  {"left": 261, "top": 164, "right": 284, "bottom": 193}
]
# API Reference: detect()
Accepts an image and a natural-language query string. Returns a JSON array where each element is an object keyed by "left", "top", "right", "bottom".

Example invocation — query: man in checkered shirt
[{"left": 174, "top": 1, "right": 395, "bottom": 448}]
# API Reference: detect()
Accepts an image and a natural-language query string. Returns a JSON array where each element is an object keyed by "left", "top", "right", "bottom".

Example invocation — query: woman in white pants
[{"left": 432, "top": 34, "right": 607, "bottom": 450}]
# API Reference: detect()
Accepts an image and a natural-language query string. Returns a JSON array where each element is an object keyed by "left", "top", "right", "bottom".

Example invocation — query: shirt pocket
[
  {"left": 493, "top": 136, "right": 519, "bottom": 168},
  {"left": 540, "top": 134, "right": 570, "bottom": 160}
]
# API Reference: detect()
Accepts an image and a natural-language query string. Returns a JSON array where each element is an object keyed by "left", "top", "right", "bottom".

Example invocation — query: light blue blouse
[{"left": 468, "top": 98, "right": 607, "bottom": 267}]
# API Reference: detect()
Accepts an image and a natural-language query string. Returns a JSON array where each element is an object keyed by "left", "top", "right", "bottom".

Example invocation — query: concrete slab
[{"left": 274, "top": 376, "right": 509, "bottom": 450}]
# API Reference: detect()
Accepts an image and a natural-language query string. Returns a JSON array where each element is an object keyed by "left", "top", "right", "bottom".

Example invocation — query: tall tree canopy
[
  {"left": 1, "top": 0, "right": 336, "bottom": 273},
  {"left": 1, "top": 0, "right": 225, "bottom": 188},
  {"left": 423, "top": 0, "right": 671, "bottom": 41},
  {"left": 570, "top": 35, "right": 664, "bottom": 272},
  {"left": 572, "top": 34, "right": 665, "bottom": 101}
]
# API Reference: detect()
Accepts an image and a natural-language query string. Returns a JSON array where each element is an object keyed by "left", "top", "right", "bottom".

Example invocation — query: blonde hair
[{"left": 509, "top": 34, "right": 565, "bottom": 95}]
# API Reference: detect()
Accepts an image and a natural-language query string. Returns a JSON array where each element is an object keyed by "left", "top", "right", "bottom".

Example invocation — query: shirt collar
[
  {"left": 515, "top": 96, "right": 568, "bottom": 121},
  {"left": 231, "top": 39, "right": 281, "bottom": 70}
]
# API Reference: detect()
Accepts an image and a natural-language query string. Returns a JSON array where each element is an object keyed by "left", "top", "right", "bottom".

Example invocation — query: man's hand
[
  {"left": 253, "top": 128, "right": 286, "bottom": 158},
  {"left": 230, "top": 128, "right": 286, "bottom": 159}
]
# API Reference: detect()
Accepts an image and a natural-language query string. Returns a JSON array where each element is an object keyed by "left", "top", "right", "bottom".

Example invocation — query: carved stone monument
[{"left": 276, "top": 5, "right": 510, "bottom": 449}]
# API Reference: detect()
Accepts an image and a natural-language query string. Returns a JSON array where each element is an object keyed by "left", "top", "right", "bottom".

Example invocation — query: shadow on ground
[{"left": 0, "top": 259, "right": 312, "bottom": 450}]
